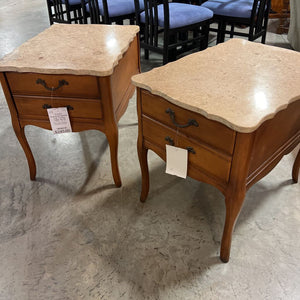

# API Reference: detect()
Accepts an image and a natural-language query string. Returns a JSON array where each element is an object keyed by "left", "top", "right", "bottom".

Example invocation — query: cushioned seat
[
  {"left": 201, "top": 0, "right": 271, "bottom": 44},
  {"left": 140, "top": 3, "right": 213, "bottom": 29},
  {"left": 135, "top": 0, "right": 213, "bottom": 64},
  {"left": 86, "top": 0, "right": 144, "bottom": 17},
  {"left": 59, "top": 0, "right": 81, "bottom": 5},
  {"left": 201, "top": 0, "right": 254, "bottom": 18}
]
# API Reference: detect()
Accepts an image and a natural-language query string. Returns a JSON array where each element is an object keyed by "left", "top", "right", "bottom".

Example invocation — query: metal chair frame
[
  {"left": 206, "top": 0, "right": 272, "bottom": 44},
  {"left": 135, "top": 0, "right": 211, "bottom": 64},
  {"left": 46, "top": 0, "right": 84, "bottom": 25}
]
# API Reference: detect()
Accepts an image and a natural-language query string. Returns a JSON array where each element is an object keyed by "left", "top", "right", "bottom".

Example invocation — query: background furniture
[
  {"left": 46, "top": 0, "right": 84, "bottom": 24},
  {"left": 82, "top": 0, "right": 144, "bottom": 24},
  {"left": 288, "top": 0, "right": 300, "bottom": 51},
  {"left": 275, "top": 0, "right": 290, "bottom": 34},
  {"left": 0, "top": 24, "right": 140, "bottom": 187},
  {"left": 135, "top": 0, "right": 213, "bottom": 64},
  {"left": 201, "top": 0, "right": 271, "bottom": 43},
  {"left": 132, "top": 39, "right": 300, "bottom": 262},
  {"left": 270, "top": 0, "right": 289, "bottom": 17}
]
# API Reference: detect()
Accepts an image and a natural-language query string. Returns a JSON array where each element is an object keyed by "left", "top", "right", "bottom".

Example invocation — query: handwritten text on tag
[{"left": 47, "top": 107, "right": 72, "bottom": 134}]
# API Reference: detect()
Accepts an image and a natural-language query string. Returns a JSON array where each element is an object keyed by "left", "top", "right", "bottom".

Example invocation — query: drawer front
[
  {"left": 141, "top": 90, "right": 236, "bottom": 155},
  {"left": 14, "top": 96, "right": 102, "bottom": 119},
  {"left": 142, "top": 116, "right": 231, "bottom": 182},
  {"left": 6, "top": 73, "right": 101, "bottom": 99}
]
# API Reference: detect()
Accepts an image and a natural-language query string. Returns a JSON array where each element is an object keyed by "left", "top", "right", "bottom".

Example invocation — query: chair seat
[
  {"left": 201, "top": 0, "right": 254, "bottom": 18},
  {"left": 51, "top": 0, "right": 82, "bottom": 6},
  {"left": 68, "top": 0, "right": 81, "bottom": 5},
  {"left": 86, "top": 0, "right": 144, "bottom": 17},
  {"left": 140, "top": 3, "right": 213, "bottom": 29}
]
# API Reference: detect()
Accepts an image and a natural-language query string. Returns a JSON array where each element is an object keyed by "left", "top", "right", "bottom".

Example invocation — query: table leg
[
  {"left": 292, "top": 149, "right": 300, "bottom": 183},
  {"left": 220, "top": 187, "right": 246, "bottom": 263},
  {"left": 0, "top": 73, "right": 36, "bottom": 180},
  {"left": 105, "top": 127, "right": 121, "bottom": 188},
  {"left": 14, "top": 126, "right": 36, "bottom": 180},
  {"left": 137, "top": 136, "right": 149, "bottom": 202}
]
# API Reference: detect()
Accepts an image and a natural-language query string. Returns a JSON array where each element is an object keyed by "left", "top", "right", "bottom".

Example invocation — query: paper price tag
[
  {"left": 47, "top": 107, "right": 72, "bottom": 134},
  {"left": 166, "top": 145, "right": 188, "bottom": 179}
]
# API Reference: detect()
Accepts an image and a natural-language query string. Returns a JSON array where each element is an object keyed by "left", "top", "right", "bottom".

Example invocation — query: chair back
[
  {"left": 250, "top": 0, "right": 271, "bottom": 36},
  {"left": 82, "top": 0, "right": 110, "bottom": 24},
  {"left": 81, "top": 0, "right": 111, "bottom": 24},
  {"left": 47, "top": 0, "right": 73, "bottom": 24},
  {"left": 47, "top": 0, "right": 84, "bottom": 24},
  {"left": 135, "top": 0, "right": 168, "bottom": 48},
  {"left": 82, "top": 0, "right": 99, "bottom": 23}
]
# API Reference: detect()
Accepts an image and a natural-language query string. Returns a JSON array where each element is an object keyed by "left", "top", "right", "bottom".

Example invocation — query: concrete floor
[{"left": 0, "top": 1, "right": 300, "bottom": 299}]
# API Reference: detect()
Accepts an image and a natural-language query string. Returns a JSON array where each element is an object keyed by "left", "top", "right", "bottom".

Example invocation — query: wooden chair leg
[
  {"left": 217, "top": 21, "right": 226, "bottom": 44},
  {"left": 220, "top": 188, "right": 246, "bottom": 262},
  {"left": 261, "top": 31, "right": 267, "bottom": 44},
  {"left": 137, "top": 136, "right": 149, "bottom": 202},
  {"left": 200, "top": 23, "right": 209, "bottom": 50},
  {"left": 230, "top": 24, "right": 234, "bottom": 38},
  {"left": 144, "top": 49, "right": 149, "bottom": 60},
  {"left": 105, "top": 128, "right": 122, "bottom": 187},
  {"left": 14, "top": 126, "right": 36, "bottom": 180},
  {"left": 166, "top": 34, "right": 177, "bottom": 64},
  {"left": 292, "top": 149, "right": 300, "bottom": 183}
]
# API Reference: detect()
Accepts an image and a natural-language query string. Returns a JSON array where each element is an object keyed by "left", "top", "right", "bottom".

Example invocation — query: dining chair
[
  {"left": 201, "top": 0, "right": 271, "bottom": 44},
  {"left": 82, "top": 0, "right": 144, "bottom": 24},
  {"left": 134, "top": 0, "right": 213, "bottom": 64},
  {"left": 46, "top": 0, "right": 84, "bottom": 25}
]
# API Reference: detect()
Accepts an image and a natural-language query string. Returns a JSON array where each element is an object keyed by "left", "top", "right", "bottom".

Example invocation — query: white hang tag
[
  {"left": 47, "top": 107, "right": 72, "bottom": 134},
  {"left": 166, "top": 145, "right": 188, "bottom": 179}
]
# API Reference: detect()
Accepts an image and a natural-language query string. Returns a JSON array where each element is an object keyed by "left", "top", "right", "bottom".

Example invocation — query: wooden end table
[
  {"left": 0, "top": 24, "right": 140, "bottom": 187},
  {"left": 132, "top": 39, "right": 300, "bottom": 262}
]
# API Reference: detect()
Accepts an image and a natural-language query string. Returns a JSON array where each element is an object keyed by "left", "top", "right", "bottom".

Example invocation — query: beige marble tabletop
[
  {"left": 0, "top": 24, "right": 139, "bottom": 77},
  {"left": 132, "top": 39, "right": 300, "bottom": 133}
]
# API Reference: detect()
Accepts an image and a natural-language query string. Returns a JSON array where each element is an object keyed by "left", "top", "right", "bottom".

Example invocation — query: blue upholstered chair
[
  {"left": 82, "top": 0, "right": 145, "bottom": 24},
  {"left": 134, "top": 0, "right": 213, "bottom": 64},
  {"left": 46, "top": 0, "right": 84, "bottom": 25},
  {"left": 201, "top": 0, "right": 271, "bottom": 44}
]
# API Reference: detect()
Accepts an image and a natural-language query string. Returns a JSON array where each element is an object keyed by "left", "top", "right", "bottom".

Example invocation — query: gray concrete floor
[{"left": 0, "top": 1, "right": 300, "bottom": 299}]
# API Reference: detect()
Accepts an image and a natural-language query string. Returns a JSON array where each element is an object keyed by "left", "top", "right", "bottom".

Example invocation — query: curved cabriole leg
[
  {"left": 220, "top": 189, "right": 246, "bottom": 263},
  {"left": 14, "top": 126, "right": 36, "bottom": 180},
  {"left": 137, "top": 136, "right": 149, "bottom": 202},
  {"left": 105, "top": 129, "right": 121, "bottom": 188},
  {"left": 292, "top": 149, "right": 300, "bottom": 183}
]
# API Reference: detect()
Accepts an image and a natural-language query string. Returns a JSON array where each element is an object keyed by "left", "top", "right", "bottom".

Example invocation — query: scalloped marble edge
[
  {"left": 132, "top": 81, "right": 300, "bottom": 134},
  {"left": 0, "top": 24, "right": 140, "bottom": 77}
]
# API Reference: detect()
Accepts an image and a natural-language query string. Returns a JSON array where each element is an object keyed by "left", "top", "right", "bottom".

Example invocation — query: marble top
[
  {"left": 0, "top": 24, "right": 139, "bottom": 77},
  {"left": 132, "top": 39, "right": 300, "bottom": 133}
]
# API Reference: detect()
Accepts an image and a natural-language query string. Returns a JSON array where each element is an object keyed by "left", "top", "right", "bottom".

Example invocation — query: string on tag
[
  {"left": 51, "top": 86, "right": 54, "bottom": 108},
  {"left": 175, "top": 127, "right": 179, "bottom": 147}
]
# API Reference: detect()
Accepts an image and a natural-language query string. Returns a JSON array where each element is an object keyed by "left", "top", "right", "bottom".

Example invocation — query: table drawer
[
  {"left": 6, "top": 72, "right": 101, "bottom": 99},
  {"left": 142, "top": 116, "right": 231, "bottom": 182},
  {"left": 141, "top": 90, "right": 236, "bottom": 155},
  {"left": 14, "top": 96, "right": 103, "bottom": 119}
]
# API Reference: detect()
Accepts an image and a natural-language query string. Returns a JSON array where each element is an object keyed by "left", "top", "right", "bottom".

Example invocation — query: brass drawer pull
[
  {"left": 42, "top": 104, "right": 52, "bottom": 109},
  {"left": 42, "top": 104, "right": 74, "bottom": 111},
  {"left": 187, "top": 147, "right": 196, "bottom": 154},
  {"left": 36, "top": 78, "right": 69, "bottom": 91},
  {"left": 165, "top": 137, "right": 195, "bottom": 154},
  {"left": 165, "top": 108, "right": 199, "bottom": 128},
  {"left": 165, "top": 136, "right": 174, "bottom": 146}
]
